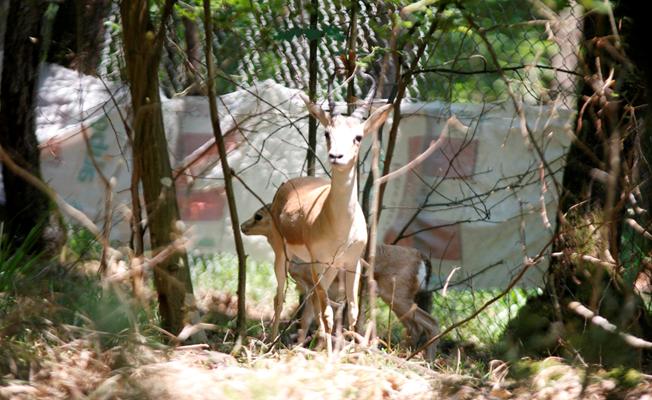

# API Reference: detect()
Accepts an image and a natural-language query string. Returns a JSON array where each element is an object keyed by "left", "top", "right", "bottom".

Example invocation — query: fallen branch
[
  {"left": 0, "top": 143, "right": 103, "bottom": 240},
  {"left": 177, "top": 322, "right": 221, "bottom": 342},
  {"left": 625, "top": 218, "right": 652, "bottom": 240},
  {"left": 567, "top": 301, "right": 652, "bottom": 349},
  {"left": 106, "top": 237, "right": 189, "bottom": 283}
]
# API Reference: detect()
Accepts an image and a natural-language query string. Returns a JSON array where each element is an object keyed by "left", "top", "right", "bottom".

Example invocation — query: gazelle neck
[{"left": 325, "top": 162, "right": 359, "bottom": 222}]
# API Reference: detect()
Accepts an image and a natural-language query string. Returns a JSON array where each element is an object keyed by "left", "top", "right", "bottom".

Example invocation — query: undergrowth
[{"left": 3, "top": 229, "right": 652, "bottom": 398}]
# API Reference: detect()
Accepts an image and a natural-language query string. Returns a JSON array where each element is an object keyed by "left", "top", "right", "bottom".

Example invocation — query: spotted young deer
[
  {"left": 241, "top": 205, "right": 440, "bottom": 359},
  {"left": 263, "top": 79, "right": 392, "bottom": 349}
]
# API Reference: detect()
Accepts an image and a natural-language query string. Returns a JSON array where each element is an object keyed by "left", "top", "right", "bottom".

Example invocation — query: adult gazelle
[
  {"left": 242, "top": 205, "right": 440, "bottom": 360},
  {"left": 267, "top": 74, "right": 392, "bottom": 350}
]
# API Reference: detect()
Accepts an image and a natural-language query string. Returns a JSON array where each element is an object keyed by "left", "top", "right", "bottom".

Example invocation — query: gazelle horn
[
  {"left": 327, "top": 73, "right": 338, "bottom": 116},
  {"left": 351, "top": 70, "right": 377, "bottom": 120}
]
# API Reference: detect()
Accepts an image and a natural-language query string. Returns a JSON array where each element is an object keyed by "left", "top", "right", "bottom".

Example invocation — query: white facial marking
[{"left": 326, "top": 116, "right": 365, "bottom": 168}]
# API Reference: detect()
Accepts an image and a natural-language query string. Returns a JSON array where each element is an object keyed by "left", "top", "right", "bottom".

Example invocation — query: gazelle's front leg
[
  {"left": 310, "top": 264, "right": 338, "bottom": 353},
  {"left": 344, "top": 259, "right": 362, "bottom": 330},
  {"left": 298, "top": 291, "right": 315, "bottom": 344},
  {"left": 271, "top": 252, "right": 288, "bottom": 340}
]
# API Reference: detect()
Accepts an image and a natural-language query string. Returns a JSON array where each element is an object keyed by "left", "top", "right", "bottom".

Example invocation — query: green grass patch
[
  {"left": 190, "top": 253, "right": 298, "bottom": 305},
  {"left": 0, "top": 222, "right": 44, "bottom": 293},
  {"left": 189, "top": 252, "right": 536, "bottom": 349}
]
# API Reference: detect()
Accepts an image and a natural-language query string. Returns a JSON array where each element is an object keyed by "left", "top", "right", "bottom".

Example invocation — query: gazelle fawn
[
  {"left": 241, "top": 205, "right": 440, "bottom": 360},
  {"left": 263, "top": 82, "right": 392, "bottom": 350}
]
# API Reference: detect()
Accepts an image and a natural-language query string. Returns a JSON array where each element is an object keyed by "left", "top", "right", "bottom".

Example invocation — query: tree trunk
[
  {"left": 503, "top": 4, "right": 652, "bottom": 368},
  {"left": 622, "top": 1, "right": 652, "bottom": 260},
  {"left": 306, "top": 0, "right": 318, "bottom": 177},
  {"left": 0, "top": 0, "right": 63, "bottom": 256},
  {"left": 120, "top": 0, "right": 198, "bottom": 337},
  {"left": 182, "top": 16, "right": 203, "bottom": 94},
  {"left": 48, "top": 0, "right": 111, "bottom": 76},
  {"left": 552, "top": 10, "right": 629, "bottom": 292}
]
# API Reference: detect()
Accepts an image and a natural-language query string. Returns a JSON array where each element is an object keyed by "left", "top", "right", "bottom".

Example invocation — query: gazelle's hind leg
[
  {"left": 412, "top": 307, "right": 440, "bottom": 360},
  {"left": 310, "top": 264, "right": 338, "bottom": 353}
]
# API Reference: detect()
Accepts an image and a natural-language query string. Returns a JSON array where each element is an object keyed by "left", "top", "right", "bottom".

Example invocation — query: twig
[
  {"left": 203, "top": 0, "right": 249, "bottom": 340},
  {"left": 106, "top": 237, "right": 188, "bottom": 283},
  {"left": 407, "top": 63, "right": 582, "bottom": 78},
  {"left": 79, "top": 123, "right": 115, "bottom": 273},
  {"left": 573, "top": 253, "right": 617, "bottom": 270},
  {"left": 97, "top": 77, "right": 145, "bottom": 258},
  {"left": 176, "top": 343, "right": 210, "bottom": 350},
  {"left": 377, "top": 6, "right": 449, "bottom": 220},
  {"left": 539, "top": 162, "right": 552, "bottom": 230},
  {"left": 462, "top": 9, "right": 562, "bottom": 199},
  {"left": 375, "top": 116, "right": 453, "bottom": 185},
  {"left": 176, "top": 322, "right": 221, "bottom": 342},
  {"left": 364, "top": 92, "right": 382, "bottom": 344}
]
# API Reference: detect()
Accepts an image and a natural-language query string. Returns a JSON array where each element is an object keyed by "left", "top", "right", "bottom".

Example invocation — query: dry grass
[
  {"left": 3, "top": 322, "right": 652, "bottom": 400},
  {"left": 0, "top": 327, "right": 441, "bottom": 400}
]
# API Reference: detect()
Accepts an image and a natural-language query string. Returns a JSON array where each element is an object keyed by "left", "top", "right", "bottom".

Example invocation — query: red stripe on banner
[
  {"left": 408, "top": 135, "right": 478, "bottom": 179},
  {"left": 179, "top": 133, "right": 216, "bottom": 158},
  {"left": 177, "top": 186, "right": 227, "bottom": 221},
  {"left": 176, "top": 132, "right": 245, "bottom": 186},
  {"left": 384, "top": 215, "right": 461, "bottom": 260},
  {"left": 179, "top": 132, "right": 243, "bottom": 158}
]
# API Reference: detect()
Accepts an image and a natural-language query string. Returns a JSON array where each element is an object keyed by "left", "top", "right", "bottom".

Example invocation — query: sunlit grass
[{"left": 190, "top": 253, "right": 299, "bottom": 307}]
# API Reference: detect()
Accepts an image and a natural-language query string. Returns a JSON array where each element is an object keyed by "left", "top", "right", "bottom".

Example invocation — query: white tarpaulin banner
[{"left": 20, "top": 65, "right": 573, "bottom": 289}]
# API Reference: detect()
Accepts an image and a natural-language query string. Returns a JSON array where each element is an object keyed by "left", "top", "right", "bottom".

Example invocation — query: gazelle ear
[
  {"left": 299, "top": 92, "right": 331, "bottom": 127},
  {"left": 363, "top": 103, "right": 393, "bottom": 136}
]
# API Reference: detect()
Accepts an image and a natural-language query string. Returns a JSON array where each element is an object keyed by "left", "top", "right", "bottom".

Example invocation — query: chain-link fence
[{"left": 128, "top": 1, "right": 582, "bottom": 108}]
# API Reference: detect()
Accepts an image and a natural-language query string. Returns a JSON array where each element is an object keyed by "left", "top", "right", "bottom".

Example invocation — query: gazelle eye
[
  {"left": 355, "top": 135, "right": 362, "bottom": 142},
  {"left": 254, "top": 214, "right": 263, "bottom": 221}
]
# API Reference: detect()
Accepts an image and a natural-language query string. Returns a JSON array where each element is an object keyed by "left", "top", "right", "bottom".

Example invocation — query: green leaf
[{"left": 579, "top": 0, "right": 613, "bottom": 14}]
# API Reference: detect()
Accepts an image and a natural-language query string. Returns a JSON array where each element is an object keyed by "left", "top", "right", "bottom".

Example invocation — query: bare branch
[{"left": 407, "top": 238, "right": 552, "bottom": 360}]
